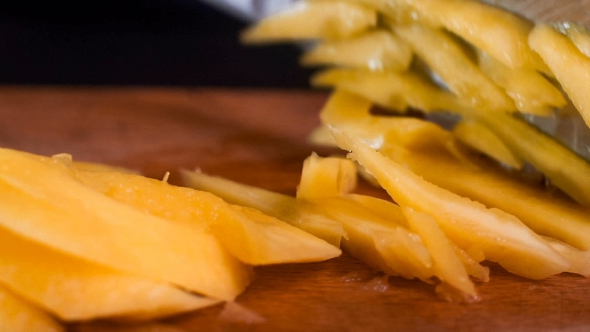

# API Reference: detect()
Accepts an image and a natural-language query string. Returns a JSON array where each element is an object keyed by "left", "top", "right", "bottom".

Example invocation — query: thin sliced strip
[
  {"left": 471, "top": 110, "right": 590, "bottom": 206},
  {"left": 390, "top": 144, "right": 590, "bottom": 251},
  {"left": 529, "top": 24, "right": 590, "bottom": 128},
  {"left": 394, "top": 24, "right": 515, "bottom": 112},
  {"left": 319, "top": 90, "right": 455, "bottom": 153},
  {"left": 403, "top": 207, "right": 478, "bottom": 300},
  {"left": 72, "top": 168, "right": 338, "bottom": 266},
  {"left": 297, "top": 153, "right": 357, "bottom": 199},
  {"left": 543, "top": 237, "right": 590, "bottom": 277},
  {"left": 331, "top": 127, "right": 570, "bottom": 279},
  {"left": 0, "top": 226, "right": 219, "bottom": 321},
  {"left": 215, "top": 205, "right": 341, "bottom": 265},
  {"left": 476, "top": 50, "right": 566, "bottom": 116},
  {"left": 405, "top": 0, "right": 548, "bottom": 71},
  {"left": 300, "top": 30, "right": 412, "bottom": 71},
  {"left": 241, "top": 1, "right": 377, "bottom": 43},
  {"left": 181, "top": 170, "right": 346, "bottom": 247},
  {"left": 0, "top": 148, "right": 247, "bottom": 300},
  {"left": 313, "top": 197, "right": 433, "bottom": 279},
  {"left": 312, "top": 68, "right": 459, "bottom": 112},
  {"left": 0, "top": 284, "right": 63, "bottom": 332},
  {"left": 452, "top": 119, "right": 524, "bottom": 169}
]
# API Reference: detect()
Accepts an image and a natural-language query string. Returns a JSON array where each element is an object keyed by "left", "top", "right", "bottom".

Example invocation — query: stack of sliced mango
[
  {"left": 0, "top": 148, "right": 341, "bottom": 330},
  {"left": 233, "top": 0, "right": 590, "bottom": 300}
]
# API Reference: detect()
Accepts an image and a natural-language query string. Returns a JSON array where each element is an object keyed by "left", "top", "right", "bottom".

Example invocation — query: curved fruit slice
[
  {"left": 405, "top": 0, "right": 547, "bottom": 72},
  {"left": 476, "top": 50, "right": 566, "bottom": 116},
  {"left": 300, "top": 30, "right": 412, "bottom": 71},
  {"left": 297, "top": 153, "right": 357, "bottom": 199},
  {"left": 452, "top": 119, "right": 524, "bottom": 169},
  {"left": 0, "top": 227, "right": 219, "bottom": 321},
  {"left": 331, "top": 127, "right": 570, "bottom": 279},
  {"left": 394, "top": 24, "right": 515, "bottom": 112},
  {"left": 0, "top": 284, "right": 63, "bottom": 332},
  {"left": 403, "top": 207, "right": 478, "bottom": 301},
  {"left": 71, "top": 167, "right": 340, "bottom": 265},
  {"left": 529, "top": 24, "right": 590, "bottom": 128},
  {"left": 181, "top": 170, "right": 346, "bottom": 247},
  {"left": 391, "top": 146, "right": 590, "bottom": 251},
  {"left": 241, "top": 1, "right": 377, "bottom": 43},
  {"left": 215, "top": 205, "right": 341, "bottom": 265},
  {"left": 0, "top": 148, "right": 250, "bottom": 300},
  {"left": 471, "top": 110, "right": 590, "bottom": 206},
  {"left": 312, "top": 68, "right": 457, "bottom": 112}
]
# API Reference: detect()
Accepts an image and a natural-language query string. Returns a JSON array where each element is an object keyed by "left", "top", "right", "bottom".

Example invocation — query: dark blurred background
[{"left": 0, "top": 0, "right": 312, "bottom": 87}]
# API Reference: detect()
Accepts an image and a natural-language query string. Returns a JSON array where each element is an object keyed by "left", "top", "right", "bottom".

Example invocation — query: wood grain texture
[{"left": 0, "top": 87, "right": 589, "bottom": 332}]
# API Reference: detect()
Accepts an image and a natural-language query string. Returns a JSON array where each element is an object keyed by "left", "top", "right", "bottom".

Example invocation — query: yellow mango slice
[
  {"left": 559, "top": 23, "right": 590, "bottom": 57},
  {"left": 331, "top": 128, "right": 570, "bottom": 279},
  {"left": 529, "top": 24, "right": 590, "bottom": 128},
  {"left": 241, "top": 1, "right": 377, "bottom": 43},
  {"left": 319, "top": 90, "right": 455, "bottom": 153},
  {"left": 70, "top": 166, "right": 340, "bottom": 266},
  {"left": 181, "top": 170, "right": 346, "bottom": 247},
  {"left": 0, "top": 284, "right": 63, "bottom": 332},
  {"left": 394, "top": 24, "right": 515, "bottom": 112},
  {"left": 297, "top": 153, "right": 357, "bottom": 199},
  {"left": 379, "top": 138, "right": 590, "bottom": 252},
  {"left": 471, "top": 109, "right": 590, "bottom": 206},
  {"left": 452, "top": 119, "right": 524, "bottom": 169},
  {"left": 476, "top": 50, "right": 566, "bottom": 116},
  {"left": 300, "top": 30, "right": 413, "bottom": 71},
  {"left": 403, "top": 207, "right": 478, "bottom": 301},
  {"left": 405, "top": 0, "right": 548, "bottom": 72},
  {"left": 452, "top": 244, "right": 490, "bottom": 283},
  {"left": 216, "top": 205, "right": 341, "bottom": 265},
  {"left": 313, "top": 197, "right": 434, "bottom": 280},
  {"left": 325, "top": 0, "right": 415, "bottom": 24},
  {"left": 295, "top": 154, "right": 432, "bottom": 279},
  {"left": 543, "top": 237, "right": 590, "bottom": 278},
  {"left": 312, "top": 68, "right": 458, "bottom": 112},
  {"left": 349, "top": 194, "right": 488, "bottom": 281},
  {"left": 0, "top": 148, "right": 249, "bottom": 300},
  {"left": 0, "top": 227, "right": 219, "bottom": 321}
]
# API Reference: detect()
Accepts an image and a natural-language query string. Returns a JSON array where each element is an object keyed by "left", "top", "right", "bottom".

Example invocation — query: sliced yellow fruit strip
[
  {"left": 0, "top": 226, "right": 219, "bottom": 321},
  {"left": 312, "top": 68, "right": 458, "bottom": 112},
  {"left": 0, "top": 148, "right": 249, "bottom": 301},
  {"left": 300, "top": 30, "right": 413, "bottom": 71},
  {"left": 543, "top": 237, "right": 590, "bottom": 278},
  {"left": 0, "top": 284, "right": 63, "bottom": 332},
  {"left": 241, "top": 1, "right": 377, "bottom": 43},
  {"left": 331, "top": 127, "right": 570, "bottom": 279},
  {"left": 470, "top": 109, "right": 590, "bottom": 206},
  {"left": 181, "top": 170, "right": 347, "bottom": 247},
  {"left": 71, "top": 166, "right": 340, "bottom": 265},
  {"left": 296, "top": 154, "right": 433, "bottom": 280},
  {"left": 394, "top": 23, "right": 515, "bottom": 112},
  {"left": 312, "top": 197, "right": 434, "bottom": 280},
  {"left": 403, "top": 207, "right": 478, "bottom": 301},
  {"left": 216, "top": 205, "right": 341, "bottom": 265},
  {"left": 529, "top": 24, "right": 590, "bottom": 128},
  {"left": 476, "top": 50, "right": 566, "bottom": 116},
  {"left": 297, "top": 153, "right": 357, "bottom": 199},
  {"left": 403, "top": 0, "right": 548, "bottom": 72},
  {"left": 452, "top": 119, "right": 525, "bottom": 169},
  {"left": 319, "top": 89, "right": 455, "bottom": 153}
]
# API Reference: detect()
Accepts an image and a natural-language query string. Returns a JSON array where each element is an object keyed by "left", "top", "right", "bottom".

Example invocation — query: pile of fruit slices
[
  {"left": 230, "top": 0, "right": 590, "bottom": 307},
  {"left": 0, "top": 148, "right": 340, "bottom": 330},
  {"left": 5, "top": 0, "right": 590, "bottom": 329}
]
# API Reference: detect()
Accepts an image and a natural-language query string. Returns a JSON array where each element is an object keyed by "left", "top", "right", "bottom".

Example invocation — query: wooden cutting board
[{"left": 0, "top": 87, "right": 589, "bottom": 332}]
